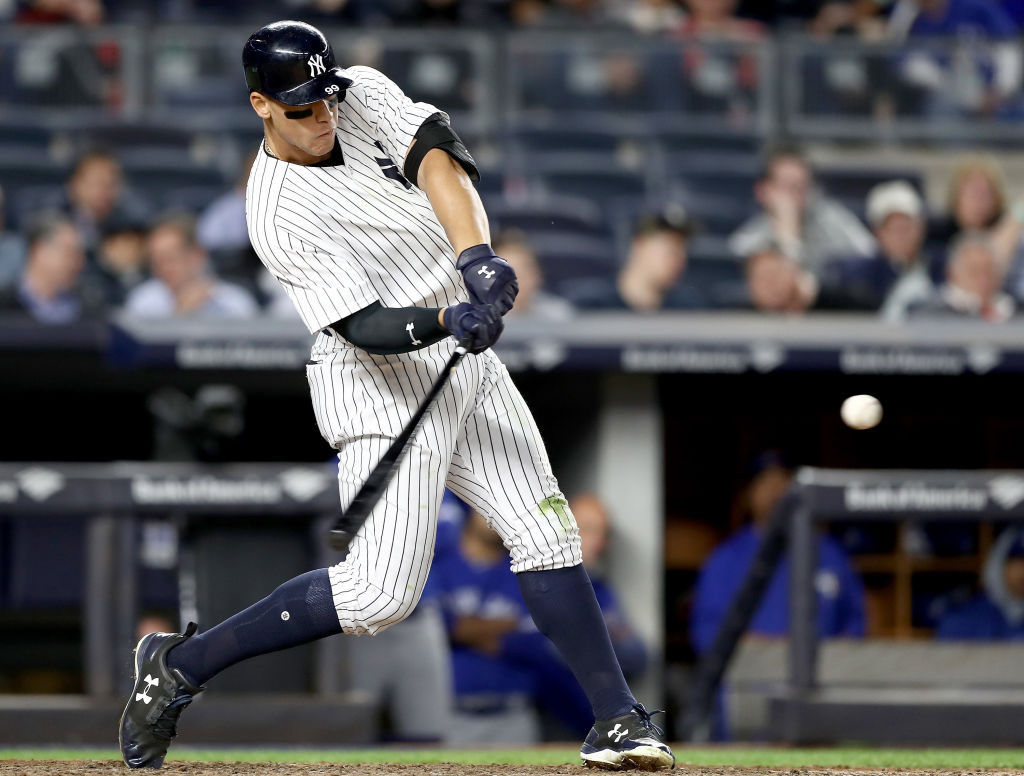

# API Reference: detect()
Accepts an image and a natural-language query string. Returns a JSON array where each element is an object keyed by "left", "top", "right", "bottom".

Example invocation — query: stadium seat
[
  {"left": 487, "top": 194, "right": 610, "bottom": 239},
  {"left": 8, "top": 516, "right": 84, "bottom": 609},
  {"left": 816, "top": 167, "right": 925, "bottom": 206},
  {"left": 527, "top": 231, "right": 618, "bottom": 294}
]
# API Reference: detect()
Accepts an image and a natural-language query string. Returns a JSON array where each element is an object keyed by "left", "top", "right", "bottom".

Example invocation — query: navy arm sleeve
[{"left": 330, "top": 301, "right": 448, "bottom": 355}]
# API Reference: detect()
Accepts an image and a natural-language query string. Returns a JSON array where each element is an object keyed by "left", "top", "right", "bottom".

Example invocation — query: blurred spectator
[
  {"left": 937, "top": 528, "right": 1024, "bottom": 640},
  {"left": 536, "top": 0, "right": 622, "bottom": 27},
  {"left": 744, "top": 241, "right": 874, "bottom": 313},
  {"left": 0, "top": 185, "right": 27, "bottom": 291},
  {"left": 613, "top": 0, "right": 686, "bottom": 33},
  {"left": 62, "top": 150, "right": 149, "bottom": 256},
  {"left": 821, "top": 180, "right": 937, "bottom": 320},
  {"left": 136, "top": 611, "right": 176, "bottom": 642},
  {"left": 675, "top": 0, "right": 765, "bottom": 121},
  {"left": 692, "top": 452, "right": 866, "bottom": 654},
  {"left": 999, "top": 0, "right": 1024, "bottom": 29},
  {"left": 570, "top": 207, "right": 704, "bottom": 311},
  {"left": 196, "top": 151, "right": 254, "bottom": 256},
  {"left": 123, "top": 213, "right": 257, "bottom": 318},
  {"left": 734, "top": 0, "right": 838, "bottom": 27},
  {"left": 428, "top": 510, "right": 593, "bottom": 743},
  {"left": 280, "top": 0, "right": 384, "bottom": 24},
  {"left": 493, "top": 230, "right": 574, "bottom": 320},
  {"left": 680, "top": 0, "right": 761, "bottom": 37},
  {"left": 908, "top": 232, "right": 1015, "bottom": 321},
  {"left": 728, "top": 146, "right": 875, "bottom": 277},
  {"left": 196, "top": 150, "right": 265, "bottom": 288},
  {"left": 570, "top": 494, "right": 647, "bottom": 679},
  {"left": 85, "top": 213, "right": 149, "bottom": 307},
  {"left": 889, "top": 0, "right": 1021, "bottom": 117},
  {"left": 0, "top": 212, "right": 104, "bottom": 322},
  {"left": 932, "top": 155, "right": 1007, "bottom": 246},
  {"left": 809, "top": 1, "right": 888, "bottom": 37},
  {"left": 17, "top": 0, "right": 105, "bottom": 25}
]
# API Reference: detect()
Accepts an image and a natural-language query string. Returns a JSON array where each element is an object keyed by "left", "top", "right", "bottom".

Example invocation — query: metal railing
[{"left": 0, "top": 24, "right": 1020, "bottom": 144}]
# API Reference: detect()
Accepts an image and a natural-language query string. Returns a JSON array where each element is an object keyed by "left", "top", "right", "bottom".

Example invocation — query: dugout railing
[
  {"left": 0, "top": 461, "right": 379, "bottom": 745},
  {"left": 686, "top": 467, "right": 1024, "bottom": 744}
]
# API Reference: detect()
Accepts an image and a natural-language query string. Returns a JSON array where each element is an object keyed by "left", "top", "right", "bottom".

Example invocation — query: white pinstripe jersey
[{"left": 245, "top": 65, "right": 467, "bottom": 335}]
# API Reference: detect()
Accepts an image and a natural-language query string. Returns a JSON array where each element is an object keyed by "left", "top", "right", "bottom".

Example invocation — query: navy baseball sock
[
  {"left": 517, "top": 564, "right": 635, "bottom": 722},
  {"left": 166, "top": 569, "right": 341, "bottom": 687}
]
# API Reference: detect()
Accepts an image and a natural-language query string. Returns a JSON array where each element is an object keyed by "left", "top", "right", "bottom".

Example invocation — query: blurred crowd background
[
  {"left": 5, "top": 0, "right": 1024, "bottom": 323},
  {"left": 5, "top": 0, "right": 1024, "bottom": 748}
]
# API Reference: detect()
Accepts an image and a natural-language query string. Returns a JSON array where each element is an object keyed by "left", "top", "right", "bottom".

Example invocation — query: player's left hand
[
  {"left": 443, "top": 302, "right": 504, "bottom": 354},
  {"left": 456, "top": 244, "right": 518, "bottom": 316}
]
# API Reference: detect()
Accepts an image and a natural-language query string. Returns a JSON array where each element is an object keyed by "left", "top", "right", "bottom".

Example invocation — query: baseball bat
[{"left": 327, "top": 338, "right": 472, "bottom": 552}]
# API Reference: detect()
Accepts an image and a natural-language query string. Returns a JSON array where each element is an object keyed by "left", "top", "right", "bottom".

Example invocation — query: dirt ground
[{"left": 2, "top": 764, "right": 1022, "bottom": 776}]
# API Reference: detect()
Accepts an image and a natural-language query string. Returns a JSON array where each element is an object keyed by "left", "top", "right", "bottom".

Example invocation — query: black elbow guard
[{"left": 404, "top": 113, "right": 480, "bottom": 188}]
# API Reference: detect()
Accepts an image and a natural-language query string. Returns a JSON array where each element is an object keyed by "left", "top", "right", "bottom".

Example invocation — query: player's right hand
[{"left": 442, "top": 302, "right": 504, "bottom": 354}]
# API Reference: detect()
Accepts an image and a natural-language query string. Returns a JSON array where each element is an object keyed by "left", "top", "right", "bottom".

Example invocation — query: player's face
[{"left": 253, "top": 93, "right": 339, "bottom": 164}]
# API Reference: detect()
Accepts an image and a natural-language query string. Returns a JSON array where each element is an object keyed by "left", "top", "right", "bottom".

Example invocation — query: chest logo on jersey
[
  {"left": 373, "top": 141, "right": 412, "bottom": 191},
  {"left": 308, "top": 54, "right": 326, "bottom": 77}
]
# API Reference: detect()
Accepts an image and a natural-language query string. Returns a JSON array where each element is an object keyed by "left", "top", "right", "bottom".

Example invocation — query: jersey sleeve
[
  {"left": 273, "top": 225, "right": 379, "bottom": 334},
  {"left": 341, "top": 65, "right": 445, "bottom": 172}
]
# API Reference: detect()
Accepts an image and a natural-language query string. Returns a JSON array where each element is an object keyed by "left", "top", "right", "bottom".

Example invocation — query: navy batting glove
[
  {"left": 456, "top": 244, "right": 519, "bottom": 316},
  {"left": 443, "top": 302, "right": 504, "bottom": 354}
]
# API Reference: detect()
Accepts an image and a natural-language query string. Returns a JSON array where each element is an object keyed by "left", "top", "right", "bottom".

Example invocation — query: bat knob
[{"left": 327, "top": 528, "right": 356, "bottom": 553}]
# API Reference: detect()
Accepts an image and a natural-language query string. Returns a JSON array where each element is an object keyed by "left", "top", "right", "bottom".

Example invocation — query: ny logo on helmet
[{"left": 308, "top": 54, "right": 326, "bottom": 77}]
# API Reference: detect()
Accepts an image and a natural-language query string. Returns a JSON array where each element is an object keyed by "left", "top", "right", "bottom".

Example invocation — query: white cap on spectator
[{"left": 866, "top": 180, "right": 924, "bottom": 226}]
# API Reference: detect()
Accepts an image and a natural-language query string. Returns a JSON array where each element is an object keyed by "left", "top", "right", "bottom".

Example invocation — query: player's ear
[{"left": 250, "top": 92, "right": 272, "bottom": 119}]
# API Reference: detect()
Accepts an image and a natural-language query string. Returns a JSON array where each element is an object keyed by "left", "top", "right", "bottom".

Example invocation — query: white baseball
[{"left": 840, "top": 394, "right": 883, "bottom": 430}]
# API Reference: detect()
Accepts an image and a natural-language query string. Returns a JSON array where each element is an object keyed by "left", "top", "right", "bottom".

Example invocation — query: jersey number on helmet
[{"left": 324, "top": 84, "right": 340, "bottom": 95}]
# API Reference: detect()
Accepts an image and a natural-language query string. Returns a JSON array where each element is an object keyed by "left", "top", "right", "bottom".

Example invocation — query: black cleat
[
  {"left": 580, "top": 703, "right": 675, "bottom": 771},
  {"left": 119, "top": 622, "right": 204, "bottom": 769}
]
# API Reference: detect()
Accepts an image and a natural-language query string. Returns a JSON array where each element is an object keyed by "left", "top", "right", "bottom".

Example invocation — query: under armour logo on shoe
[
  {"left": 477, "top": 266, "right": 496, "bottom": 280},
  {"left": 609, "top": 723, "right": 629, "bottom": 742},
  {"left": 136, "top": 674, "right": 159, "bottom": 705}
]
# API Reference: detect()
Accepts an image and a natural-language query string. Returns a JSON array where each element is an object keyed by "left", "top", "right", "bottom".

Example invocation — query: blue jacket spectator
[
  {"left": 891, "top": 0, "right": 1022, "bottom": 117},
  {"left": 570, "top": 493, "right": 647, "bottom": 679},
  {"left": 900, "top": 0, "right": 1017, "bottom": 38},
  {"left": 427, "top": 510, "right": 592, "bottom": 743},
  {"left": 692, "top": 455, "right": 866, "bottom": 654},
  {"left": 937, "top": 528, "right": 1024, "bottom": 640}
]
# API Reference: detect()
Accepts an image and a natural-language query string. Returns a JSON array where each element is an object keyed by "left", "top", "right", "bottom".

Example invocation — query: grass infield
[{"left": 4, "top": 747, "right": 1024, "bottom": 768}]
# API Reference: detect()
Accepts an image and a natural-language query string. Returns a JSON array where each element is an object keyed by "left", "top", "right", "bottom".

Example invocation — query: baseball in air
[{"left": 840, "top": 394, "right": 883, "bottom": 430}]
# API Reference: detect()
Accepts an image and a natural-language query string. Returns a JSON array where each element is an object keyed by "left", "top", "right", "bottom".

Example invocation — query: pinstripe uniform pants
[{"left": 305, "top": 333, "right": 583, "bottom": 635}]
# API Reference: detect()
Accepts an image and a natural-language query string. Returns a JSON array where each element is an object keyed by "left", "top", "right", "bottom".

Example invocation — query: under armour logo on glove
[
  {"left": 457, "top": 244, "right": 518, "bottom": 316},
  {"left": 608, "top": 723, "right": 629, "bottom": 743},
  {"left": 136, "top": 674, "right": 159, "bottom": 705}
]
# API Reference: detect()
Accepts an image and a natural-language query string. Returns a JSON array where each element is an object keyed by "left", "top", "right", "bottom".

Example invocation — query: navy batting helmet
[{"left": 243, "top": 20, "right": 352, "bottom": 106}]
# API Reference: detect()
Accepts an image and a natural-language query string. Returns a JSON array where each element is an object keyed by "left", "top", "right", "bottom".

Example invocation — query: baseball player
[{"left": 119, "top": 20, "right": 673, "bottom": 771}]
